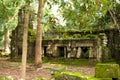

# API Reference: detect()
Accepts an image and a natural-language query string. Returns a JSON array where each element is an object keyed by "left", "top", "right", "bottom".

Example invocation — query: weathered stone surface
[
  {"left": 42, "top": 39, "right": 100, "bottom": 61},
  {"left": 54, "top": 71, "right": 113, "bottom": 80},
  {"left": 54, "top": 72, "right": 87, "bottom": 80},
  {"left": 76, "top": 47, "right": 82, "bottom": 58},
  {"left": 95, "top": 63, "right": 120, "bottom": 78}
]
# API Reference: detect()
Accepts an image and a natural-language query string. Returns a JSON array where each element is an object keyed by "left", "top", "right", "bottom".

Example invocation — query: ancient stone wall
[
  {"left": 10, "top": 8, "right": 35, "bottom": 59},
  {"left": 42, "top": 39, "right": 101, "bottom": 61}
]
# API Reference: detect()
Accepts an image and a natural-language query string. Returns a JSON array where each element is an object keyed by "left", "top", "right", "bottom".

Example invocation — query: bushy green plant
[
  {"left": 5, "top": 76, "right": 13, "bottom": 80},
  {"left": 42, "top": 57, "right": 49, "bottom": 63}
]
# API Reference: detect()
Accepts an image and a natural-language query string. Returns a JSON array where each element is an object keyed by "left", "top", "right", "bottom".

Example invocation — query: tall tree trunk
[
  {"left": 20, "top": 2, "right": 30, "bottom": 80},
  {"left": 35, "top": 0, "right": 44, "bottom": 67},
  {"left": 4, "top": 27, "right": 9, "bottom": 52}
]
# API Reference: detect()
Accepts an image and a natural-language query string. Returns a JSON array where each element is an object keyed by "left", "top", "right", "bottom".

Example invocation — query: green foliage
[
  {"left": 43, "top": 0, "right": 117, "bottom": 32},
  {"left": 0, "top": 0, "right": 119, "bottom": 43},
  {"left": 94, "top": 2, "right": 120, "bottom": 30},
  {"left": 85, "top": 34, "right": 99, "bottom": 39},
  {"left": 0, "top": 30, "right": 4, "bottom": 48},
  {"left": 0, "top": 0, "right": 22, "bottom": 25},
  {"left": 28, "top": 28, "right": 36, "bottom": 42},
  {"left": 43, "top": 33, "right": 99, "bottom": 40},
  {"left": 34, "top": 77, "right": 45, "bottom": 80},
  {"left": 116, "top": 48, "right": 120, "bottom": 51},
  {"left": 0, "top": 0, "right": 24, "bottom": 49},
  {"left": 73, "top": 34, "right": 81, "bottom": 38}
]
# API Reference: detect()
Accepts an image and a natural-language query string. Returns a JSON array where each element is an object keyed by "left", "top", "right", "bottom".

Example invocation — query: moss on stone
[
  {"left": 54, "top": 71, "right": 87, "bottom": 80},
  {"left": 95, "top": 63, "right": 120, "bottom": 78},
  {"left": 87, "top": 76, "right": 112, "bottom": 80},
  {"left": 54, "top": 71, "right": 113, "bottom": 80},
  {"left": 86, "top": 76, "right": 100, "bottom": 80},
  {"left": 91, "top": 78, "right": 112, "bottom": 80}
]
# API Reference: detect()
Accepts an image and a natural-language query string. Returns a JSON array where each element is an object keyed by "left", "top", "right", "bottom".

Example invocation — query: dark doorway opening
[
  {"left": 81, "top": 47, "right": 89, "bottom": 59},
  {"left": 58, "top": 47, "right": 64, "bottom": 57},
  {"left": 44, "top": 46, "right": 47, "bottom": 56},
  {"left": 18, "top": 47, "right": 22, "bottom": 56},
  {"left": 112, "top": 78, "right": 118, "bottom": 80}
]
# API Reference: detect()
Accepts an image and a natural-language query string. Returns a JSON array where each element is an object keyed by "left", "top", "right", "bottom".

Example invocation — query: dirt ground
[{"left": 0, "top": 58, "right": 95, "bottom": 80}]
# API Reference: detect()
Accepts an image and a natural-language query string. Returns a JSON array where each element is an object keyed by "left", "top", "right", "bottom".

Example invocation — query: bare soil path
[{"left": 0, "top": 58, "right": 95, "bottom": 80}]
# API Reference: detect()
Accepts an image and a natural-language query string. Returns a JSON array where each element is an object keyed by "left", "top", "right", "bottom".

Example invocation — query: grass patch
[
  {"left": 0, "top": 76, "right": 4, "bottom": 80},
  {"left": 10, "top": 57, "right": 118, "bottom": 67},
  {"left": 43, "top": 57, "right": 98, "bottom": 67}
]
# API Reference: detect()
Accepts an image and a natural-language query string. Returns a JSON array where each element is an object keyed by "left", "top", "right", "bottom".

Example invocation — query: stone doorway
[
  {"left": 57, "top": 47, "right": 64, "bottom": 57},
  {"left": 81, "top": 47, "right": 89, "bottom": 59},
  {"left": 43, "top": 46, "right": 47, "bottom": 56}
]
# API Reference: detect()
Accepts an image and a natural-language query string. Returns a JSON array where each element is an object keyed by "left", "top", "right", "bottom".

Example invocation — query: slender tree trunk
[
  {"left": 4, "top": 27, "right": 9, "bottom": 52},
  {"left": 109, "top": 10, "right": 120, "bottom": 32},
  {"left": 20, "top": 2, "right": 30, "bottom": 80},
  {"left": 35, "top": 0, "right": 44, "bottom": 67}
]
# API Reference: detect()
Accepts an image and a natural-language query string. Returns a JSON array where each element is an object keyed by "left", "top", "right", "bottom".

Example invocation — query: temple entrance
[
  {"left": 81, "top": 47, "right": 89, "bottom": 59},
  {"left": 43, "top": 46, "right": 47, "bottom": 56},
  {"left": 57, "top": 47, "right": 64, "bottom": 57}
]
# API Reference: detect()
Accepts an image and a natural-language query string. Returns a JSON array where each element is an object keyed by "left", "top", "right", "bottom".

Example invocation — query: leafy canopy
[{"left": 42, "top": 0, "right": 118, "bottom": 32}]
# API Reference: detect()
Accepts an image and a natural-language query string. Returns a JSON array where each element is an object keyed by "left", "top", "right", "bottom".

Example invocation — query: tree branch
[{"left": 109, "top": 10, "right": 120, "bottom": 32}]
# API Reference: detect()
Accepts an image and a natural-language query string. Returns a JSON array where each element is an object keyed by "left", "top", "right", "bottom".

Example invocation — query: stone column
[
  {"left": 64, "top": 47, "right": 67, "bottom": 58},
  {"left": 89, "top": 47, "right": 93, "bottom": 58},
  {"left": 67, "top": 46, "right": 71, "bottom": 58},
  {"left": 97, "top": 38, "right": 102, "bottom": 62},
  {"left": 46, "top": 45, "right": 52, "bottom": 56},
  {"left": 42, "top": 47, "right": 44, "bottom": 57},
  {"left": 52, "top": 45, "right": 58, "bottom": 57},
  {"left": 76, "top": 47, "right": 82, "bottom": 58}
]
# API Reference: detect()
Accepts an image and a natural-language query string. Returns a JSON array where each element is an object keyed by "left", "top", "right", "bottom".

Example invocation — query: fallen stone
[{"left": 95, "top": 63, "right": 120, "bottom": 78}]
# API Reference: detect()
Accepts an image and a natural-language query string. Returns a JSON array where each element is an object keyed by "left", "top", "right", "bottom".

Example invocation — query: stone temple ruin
[
  {"left": 11, "top": 30, "right": 103, "bottom": 61},
  {"left": 42, "top": 39, "right": 102, "bottom": 61},
  {"left": 10, "top": 8, "right": 120, "bottom": 61}
]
